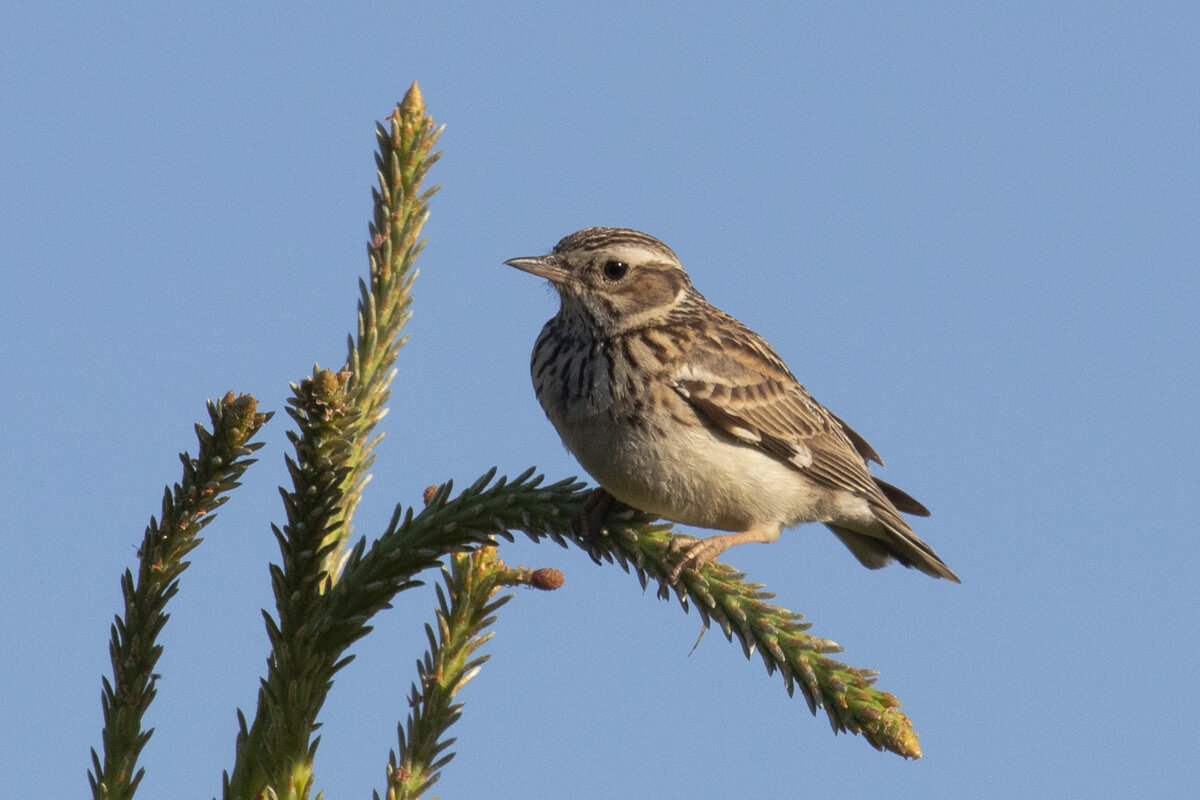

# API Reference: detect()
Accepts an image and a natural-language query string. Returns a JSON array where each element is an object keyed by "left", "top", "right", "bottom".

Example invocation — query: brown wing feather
[
  {"left": 874, "top": 478, "right": 931, "bottom": 516},
  {"left": 829, "top": 411, "right": 883, "bottom": 465},
  {"left": 676, "top": 373, "right": 898, "bottom": 513}
]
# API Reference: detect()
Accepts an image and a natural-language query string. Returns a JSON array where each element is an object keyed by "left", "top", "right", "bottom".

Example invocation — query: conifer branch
[
  {"left": 338, "top": 467, "right": 923, "bottom": 760},
  {"left": 223, "top": 465, "right": 580, "bottom": 800},
  {"left": 224, "top": 85, "right": 442, "bottom": 800},
  {"left": 333, "top": 82, "right": 442, "bottom": 582},
  {"left": 516, "top": 493, "right": 926, "bottom": 759},
  {"left": 90, "top": 393, "right": 270, "bottom": 800},
  {"left": 326, "top": 468, "right": 583, "bottom": 634},
  {"left": 377, "top": 546, "right": 552, "bottom": 800},
  {"left": 223, "top": 370, "right": 358, "bottom": 800},
  {"left": 334, "top": 463, "right": 923, "bottom": 760}
]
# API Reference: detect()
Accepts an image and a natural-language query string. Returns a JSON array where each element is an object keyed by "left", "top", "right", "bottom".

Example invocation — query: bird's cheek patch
[{"left": 621, "top": 269, "right": 681, "bottom": 308}]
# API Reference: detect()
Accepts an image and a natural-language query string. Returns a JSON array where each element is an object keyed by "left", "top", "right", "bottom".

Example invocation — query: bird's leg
[{"left": 667, "top": 523, "right": 782, "bottom": 582}]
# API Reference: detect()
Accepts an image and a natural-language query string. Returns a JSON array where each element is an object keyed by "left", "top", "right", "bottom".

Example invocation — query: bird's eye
[{"left": 602, "top": 259, "right": 629, "bottom": 280}]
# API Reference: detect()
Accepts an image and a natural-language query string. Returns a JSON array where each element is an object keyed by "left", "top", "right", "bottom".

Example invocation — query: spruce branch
[
  {"left": 90, "top": 393, "right": 270, "bottom": 800},
  {"left": 224, "top": 465, "right": 581, "bottom": 800},
  {"left": 224, "top": 86, "right": 442, "bottom": 800},
  {"left": 223, "top": 370, "right": 358, "bottom": 800},
  {"left": 342, "top": 466, "right": 923, "bottom": 759},
  {"left": 330, "top": 462, "right": 923, "bottom": 759},
  {"left": 325, "top": 468, "right": 584, "bottom": 647},
  {"left": 513, "top": 487, "right": 926, "bottom": 759},
  {"left": 333, "top": 82, "right": 443, "bottom": 582},
  {"left": 378, "top": 545, "right": 552, "bottom": 800}
]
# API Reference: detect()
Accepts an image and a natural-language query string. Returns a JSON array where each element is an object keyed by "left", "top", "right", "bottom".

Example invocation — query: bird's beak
[{"left": 504, "top": 254, "right": 569, "bottom": 285}]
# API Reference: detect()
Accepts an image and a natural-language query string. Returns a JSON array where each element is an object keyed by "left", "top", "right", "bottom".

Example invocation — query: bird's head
[{"left": 505, "top": 227, "right": 696, "bottom": 334}]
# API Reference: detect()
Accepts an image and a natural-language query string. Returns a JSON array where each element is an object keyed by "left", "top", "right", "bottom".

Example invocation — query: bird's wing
[{"left": 668, "top": 321, "right": 886, "bottom": 500}]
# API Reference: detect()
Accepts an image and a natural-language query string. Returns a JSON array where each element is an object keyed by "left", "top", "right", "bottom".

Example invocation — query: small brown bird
[{"left": 505, "top": 227, "right": 959, "bottom": 583}]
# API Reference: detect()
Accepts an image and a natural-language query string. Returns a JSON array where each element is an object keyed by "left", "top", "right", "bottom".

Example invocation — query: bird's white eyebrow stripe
[{"left": 552, "top": 227, "right": 680, "bottom": 261}]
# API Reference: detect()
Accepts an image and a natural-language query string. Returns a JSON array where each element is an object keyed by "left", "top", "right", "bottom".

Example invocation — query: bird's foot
[
  {"left": 666, "top": 534, "right": 729, "bottom": 583},
  {"left": 666, "top": 525, "right": 782, "bottom": 582},
  {"left": 575, "top": 487, "right": 615, "bottom": 539}
]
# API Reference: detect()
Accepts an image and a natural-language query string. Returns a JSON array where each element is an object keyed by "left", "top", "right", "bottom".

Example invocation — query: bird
[{"left": 504, "top": 227, "right": 959, "bottom": 583}]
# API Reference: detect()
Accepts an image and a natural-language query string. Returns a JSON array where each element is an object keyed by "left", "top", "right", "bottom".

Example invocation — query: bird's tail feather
[{"left": 826, "top": 522, "right": 961, "bottom": 583}]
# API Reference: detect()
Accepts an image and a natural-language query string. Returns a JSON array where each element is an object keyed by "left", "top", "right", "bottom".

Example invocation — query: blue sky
[{"left": 3, "top": 3, "right": 1197, "bottom": 798}]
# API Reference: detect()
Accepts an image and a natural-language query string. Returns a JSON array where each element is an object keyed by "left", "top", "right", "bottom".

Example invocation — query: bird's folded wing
[
  {"left": 674, "top": 373, "right": 811, "bottom": 465},
  {"left": 672, "top": 365, "right": 886, "bottom": 502}
]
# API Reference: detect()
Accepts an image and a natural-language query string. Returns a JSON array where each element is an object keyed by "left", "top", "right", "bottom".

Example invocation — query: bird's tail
[{"left": 826, "top": 519, "right": 961, "bottom": 583}]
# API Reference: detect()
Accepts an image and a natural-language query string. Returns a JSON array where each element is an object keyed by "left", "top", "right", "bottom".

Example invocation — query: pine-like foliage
[
  {"left": 90, "top": 394, "right": 271, "bottom": 800},
  {"left": 92, "top": 81, "right": 929, "bottom": 800}
]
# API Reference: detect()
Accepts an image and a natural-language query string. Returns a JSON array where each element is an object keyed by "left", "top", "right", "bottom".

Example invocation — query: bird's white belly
[{"left": 552, "top": 408, "right": 835, "bottom": 532}]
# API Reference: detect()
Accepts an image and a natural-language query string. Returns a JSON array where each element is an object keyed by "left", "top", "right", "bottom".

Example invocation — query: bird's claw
[
  {"left": 666, "top": 534, "right": 719, "bottom": 583},
  {"left": 574, "top": 487, "right": 614, "bottom": 539}
]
